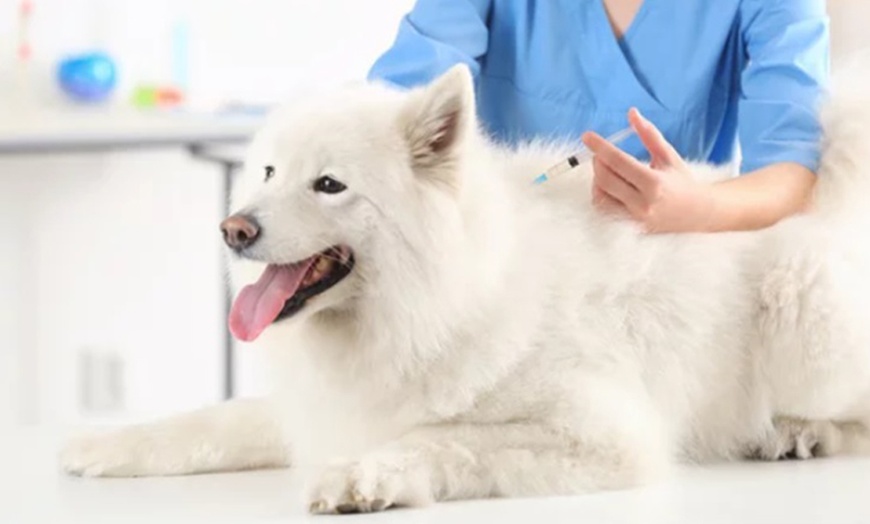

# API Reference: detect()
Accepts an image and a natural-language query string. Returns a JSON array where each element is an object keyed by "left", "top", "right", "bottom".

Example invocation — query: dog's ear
[{"left": 399, "top": 65, "right": 475, "bottom": 184}]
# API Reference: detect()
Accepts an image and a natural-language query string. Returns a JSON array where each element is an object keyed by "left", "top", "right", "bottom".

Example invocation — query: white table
[
  {"left": 0, "top": 107, "right": 264, "bottom": 399},
  {"left": 3, "top": 427, "right": 870, "bottom": 523}
]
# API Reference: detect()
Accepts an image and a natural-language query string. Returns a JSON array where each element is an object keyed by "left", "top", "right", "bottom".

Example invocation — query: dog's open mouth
[{"left": 228, "top": 246, "right": 355, "bottom": 342}]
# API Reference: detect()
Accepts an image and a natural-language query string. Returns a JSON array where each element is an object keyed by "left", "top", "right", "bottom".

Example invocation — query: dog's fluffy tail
[{"left": 814, "top": 53, "right": 870, "bottom": 217}]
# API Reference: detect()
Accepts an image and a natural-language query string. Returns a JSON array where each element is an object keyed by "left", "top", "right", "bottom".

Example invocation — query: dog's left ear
[{"left": 400, "top": 65, "right": 475, "bottom": 181}]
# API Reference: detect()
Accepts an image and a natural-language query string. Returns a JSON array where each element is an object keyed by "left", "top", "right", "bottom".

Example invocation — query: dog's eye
[
  {"left": 313, "top": 175, "right": 347, "bottom": 194},
  {"left": 264, "top": 165, "right": 275, "bottom": 182}
]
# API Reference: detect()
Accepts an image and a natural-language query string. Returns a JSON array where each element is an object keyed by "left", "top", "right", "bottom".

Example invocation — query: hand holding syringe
[{"left": 533, "top": 127, "right": 636, "bottom": 185}]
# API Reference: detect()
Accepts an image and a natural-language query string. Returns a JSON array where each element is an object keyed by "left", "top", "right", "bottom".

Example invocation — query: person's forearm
[{"left": 706, "top": 162, "right": 816, "bottom": 232}]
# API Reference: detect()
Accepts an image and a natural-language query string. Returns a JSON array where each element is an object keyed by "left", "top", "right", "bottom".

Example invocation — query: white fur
[{"left": 62, "top": 62, "right": 870, "bottom": 514}]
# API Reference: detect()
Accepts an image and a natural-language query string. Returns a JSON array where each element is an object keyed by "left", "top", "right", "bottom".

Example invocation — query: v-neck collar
[
  {"left": 612, "top": 0, "right": 653, "bottom": 43},
  {"left": 590, "top": 0, "right": 664, "bottom": 109}
]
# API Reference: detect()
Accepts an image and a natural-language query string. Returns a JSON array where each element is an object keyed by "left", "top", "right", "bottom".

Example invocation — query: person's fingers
[
  {"left": 583, "top": 131, "right": 661, "bottom": 196},
  {"left": 628, "top": 108, "right": 681, "bottom": 169},
  {"left": 592, "top": 157, "right": 647, "bottom": 215},
  {"left": 592, "top": 183, "right": 627, "bottom": 216}
]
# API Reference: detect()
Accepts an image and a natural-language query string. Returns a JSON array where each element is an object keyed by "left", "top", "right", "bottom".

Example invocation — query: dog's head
[{"left": 222, "top": 65, "right": 479, "bottom": 342}]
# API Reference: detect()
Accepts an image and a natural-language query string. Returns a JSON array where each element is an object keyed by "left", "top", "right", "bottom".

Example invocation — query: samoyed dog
[{"left": 62, "top": 64, "right": 870, "bottom": 514}]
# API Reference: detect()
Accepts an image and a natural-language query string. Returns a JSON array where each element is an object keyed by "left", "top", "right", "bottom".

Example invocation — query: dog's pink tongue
[{"left": 229, "top": 260, "right": 315, "bottom": 342}]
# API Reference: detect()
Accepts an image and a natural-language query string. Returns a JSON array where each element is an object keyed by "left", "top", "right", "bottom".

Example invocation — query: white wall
[
  {"left": 830, "top": 0, "right": 870, "bottom": 66},
  {"left": 1, "top": 0, "right": 415, "bottom": 108},
  {"left": 0, "top": 0, "right": 413, "bottom": 426}
]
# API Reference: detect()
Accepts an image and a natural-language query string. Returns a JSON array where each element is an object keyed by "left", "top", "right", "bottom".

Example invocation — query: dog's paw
[
  {"left": 60, "top": 428, "right": 155, "bottom": 477},
  {"left": 752, "top": 417, "right": 836, "bottom": 461},
  {"left": 306, "top": 452, "right": 433, "bottom": 514}
]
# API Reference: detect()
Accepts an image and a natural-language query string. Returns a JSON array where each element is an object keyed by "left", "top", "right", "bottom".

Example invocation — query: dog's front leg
[
  {"left": 61, "top": 398, "right": 289, "bottom": 477},
  {"left": 308, "top": 379, "right": 667, "bottom": 513}
]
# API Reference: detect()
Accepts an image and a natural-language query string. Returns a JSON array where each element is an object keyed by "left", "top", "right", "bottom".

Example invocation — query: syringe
[{"left": 532, "top": 127, "right": 636, "bottom": 185}]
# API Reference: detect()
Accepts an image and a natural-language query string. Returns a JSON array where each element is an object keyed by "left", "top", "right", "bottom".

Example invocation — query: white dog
[{"left": 62, "top": 63, "right": 870, "bottom": 514}]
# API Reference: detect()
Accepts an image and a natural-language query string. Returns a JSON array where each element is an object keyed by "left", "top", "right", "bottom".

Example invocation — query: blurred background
[
  {"left": 0, "top": 0, "right": 413, "bottom": 429},
  {"left": 0, "top": 0, "right": 868, "bottom": 430}
]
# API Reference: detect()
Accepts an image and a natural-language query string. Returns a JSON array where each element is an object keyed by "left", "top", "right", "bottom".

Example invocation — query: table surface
[
  {"left": 0, "top": 106, "right": 264, "bottom": 153},
  {"left": 3, "top": 427, "right": 870, "bottom": 524}
]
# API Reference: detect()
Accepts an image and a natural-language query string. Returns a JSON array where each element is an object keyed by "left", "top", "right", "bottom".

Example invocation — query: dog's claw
[
  {"left": 751, "top": 417, "right": 835, "bottom": 461},
  {"left": 309, "top": 500, "right": 330, "bottom": 514}
]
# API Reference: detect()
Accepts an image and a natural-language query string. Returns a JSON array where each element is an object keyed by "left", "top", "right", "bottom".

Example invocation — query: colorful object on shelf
[
  {"left": 130, "top": 85, "right": 185, "bottom": 109},
  {"left": 57, "top": 52, "right": 117, "bottom": 103}
]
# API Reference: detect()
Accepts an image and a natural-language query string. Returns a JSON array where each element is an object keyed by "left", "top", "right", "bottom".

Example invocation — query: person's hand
[{"left": 582, "top": 108, "right": 716, "bottom": 233}]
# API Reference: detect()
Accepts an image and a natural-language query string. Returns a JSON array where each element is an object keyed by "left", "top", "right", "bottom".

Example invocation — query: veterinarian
[{"left": 368, "top": 0, "right": 830, "bottom": 234}]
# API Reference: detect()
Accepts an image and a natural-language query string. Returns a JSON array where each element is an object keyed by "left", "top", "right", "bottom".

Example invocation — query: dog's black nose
[{"left": 220, "top": 214, "right": 260, "bottom": 250}]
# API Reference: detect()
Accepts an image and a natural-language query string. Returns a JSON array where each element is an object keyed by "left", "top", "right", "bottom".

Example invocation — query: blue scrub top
[{"left": 368, "top": 0, "right": 830, "bottom": 174}]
